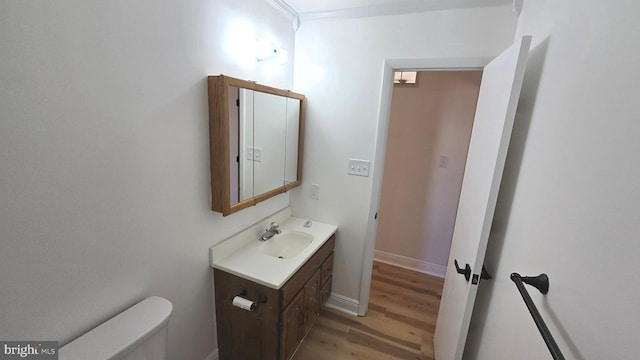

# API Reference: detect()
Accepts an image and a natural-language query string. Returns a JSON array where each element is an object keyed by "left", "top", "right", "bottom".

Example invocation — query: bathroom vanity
[{"left": 210, "top": 209, "right": 337, "bottom": 360}]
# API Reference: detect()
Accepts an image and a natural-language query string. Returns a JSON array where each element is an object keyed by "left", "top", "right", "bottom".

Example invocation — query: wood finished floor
[{"left": 292, "top": 261, "right": 445, "bottom": 360}]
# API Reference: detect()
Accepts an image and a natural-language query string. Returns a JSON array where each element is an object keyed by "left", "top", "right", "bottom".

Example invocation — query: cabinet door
[
  {"left": 214, "top": 269, "right": 279, "bottom": 360},
  {"left": 302, "top": 270, "right": 321, "bottom": 333},
  {"left": 280, "top": 290, "right": 305, "bottom": 360}
]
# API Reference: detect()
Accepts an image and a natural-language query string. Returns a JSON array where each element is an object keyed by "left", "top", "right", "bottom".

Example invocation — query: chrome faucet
[{"left": 259, "top": 222, "right": 281, "bottom": 241}]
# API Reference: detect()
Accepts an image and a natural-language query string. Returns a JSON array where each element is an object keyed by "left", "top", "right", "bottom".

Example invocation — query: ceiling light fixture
[{"left": 394, "top": 71, "right": 418, "bottom": 86}]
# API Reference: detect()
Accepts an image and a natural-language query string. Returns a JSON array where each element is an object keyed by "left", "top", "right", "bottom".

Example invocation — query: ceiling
[{"left": 283, "top": 0, "right": 514, "bottom": 19}]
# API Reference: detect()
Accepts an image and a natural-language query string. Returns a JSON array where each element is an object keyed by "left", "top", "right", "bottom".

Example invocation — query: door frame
[{"left": 359, "top": 56, "right": 494, "bottom": 316}]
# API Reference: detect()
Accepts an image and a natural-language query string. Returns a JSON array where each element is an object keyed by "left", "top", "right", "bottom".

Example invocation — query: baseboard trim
[
  {"left": 324, "top": 293, "right": 359, "bottom": 316},
  {"left": 374, "top": 250, "right": 446, "bottom": 278},
  {"left": 204, "top": 349, "right": 218, "bottom": 360}
]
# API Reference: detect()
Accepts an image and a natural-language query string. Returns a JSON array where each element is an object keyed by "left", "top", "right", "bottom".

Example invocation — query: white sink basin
[
  {"left": 210, "top": 208, "right": 338, "bottom": 289},
  {"left": 261, "top": 231, "right": 314, "bottom": 259}
]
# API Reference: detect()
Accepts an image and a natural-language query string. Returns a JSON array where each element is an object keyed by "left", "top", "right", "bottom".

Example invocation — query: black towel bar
[{"left": 510, "top": 273, "right": 565, "bottom": 360}]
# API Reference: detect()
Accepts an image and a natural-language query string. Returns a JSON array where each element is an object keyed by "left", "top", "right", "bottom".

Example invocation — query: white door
[{"left": 433, "top": 35, "right": 531, "bottom": 359}]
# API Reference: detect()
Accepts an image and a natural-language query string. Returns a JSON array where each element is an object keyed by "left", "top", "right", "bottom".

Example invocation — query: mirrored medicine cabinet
[{"left": 208, "top": 75, "right": 305, "bottom": 216}]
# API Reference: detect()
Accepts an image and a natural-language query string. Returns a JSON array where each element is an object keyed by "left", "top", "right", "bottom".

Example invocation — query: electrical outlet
[{"left": 348, "top": 159, "right": 371, "bottom": 177}]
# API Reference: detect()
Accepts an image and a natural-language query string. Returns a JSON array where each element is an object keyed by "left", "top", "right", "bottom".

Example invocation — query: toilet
[{"left": 59, "top": 296, "right": 173, "bottom": 360}]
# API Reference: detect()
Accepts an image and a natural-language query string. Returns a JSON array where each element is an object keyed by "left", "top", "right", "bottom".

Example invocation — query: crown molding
[
  {"left": 264, "top": 0, "right": 516, "bottom": 27},
  {"left": 298, "top": 0, "right": 513, "bottom": 22},
  {"left": 264, "top": 0, "right": 301, "bottom": 30},
  {"left": 512, "top": 0, "right": 524, "bottom": 15}
]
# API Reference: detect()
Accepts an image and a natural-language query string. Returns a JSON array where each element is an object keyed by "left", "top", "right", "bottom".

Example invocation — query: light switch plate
[
  {"left": 348, "top": 159, "right": 371, "bottom": 177},
  {"left": 310, "top": 184, "right": 320, "bottom": 200},
  {"left": 439, "top": 155, "right": 449, "bottom": 168},
  {"left": 247, "top": 147, "right": 262, "bottom": 162}
]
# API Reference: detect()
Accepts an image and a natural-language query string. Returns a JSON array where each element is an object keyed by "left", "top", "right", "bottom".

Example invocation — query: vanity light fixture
[{"left": 255, "top": 36, "right": 288, "bottom": 64}]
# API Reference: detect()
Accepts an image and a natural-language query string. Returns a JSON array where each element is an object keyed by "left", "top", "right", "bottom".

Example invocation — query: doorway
[
  {"left": 359, "top": 57, "right": 493, "bottom": 317},
  {"left": 374, "top": 70, "right": 482, "bottom": 279},
  {"left": 359, "top": 38, "right": 531, "bottom": 360}
]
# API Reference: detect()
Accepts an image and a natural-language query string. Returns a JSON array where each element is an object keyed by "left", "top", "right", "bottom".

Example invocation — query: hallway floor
[{"left": 293, "top": 261, "right": 444, "bottom": 360}]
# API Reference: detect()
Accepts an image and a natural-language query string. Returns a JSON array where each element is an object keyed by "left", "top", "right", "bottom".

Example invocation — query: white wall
[
  {"left": 375, "top": 71, "right": 481, "bottom": 276},
  {"left": 291, "top": 6, "right": 518, "bottom": 303},
  {"left": 0, "top": 1, "right": 295, "bottom": 359},
  {"left": 465, "top": 0, "right": 640, "bottom": 359}
]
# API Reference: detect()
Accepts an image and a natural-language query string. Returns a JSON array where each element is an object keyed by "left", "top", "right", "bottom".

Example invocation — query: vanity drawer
[
  {"left": 280, "top": 235, "right": 335, "bottom": 308},
  {"left": 320, "top": 252, "right": 333, "bottom": 285},
  {"left": 319, "top": 275, "right": 332, "bottom": 308}
]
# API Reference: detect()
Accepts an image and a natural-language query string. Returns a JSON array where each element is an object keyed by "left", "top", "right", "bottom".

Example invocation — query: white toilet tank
[{"left": 59, "top": 296, "right": 173, "bottom": 360}]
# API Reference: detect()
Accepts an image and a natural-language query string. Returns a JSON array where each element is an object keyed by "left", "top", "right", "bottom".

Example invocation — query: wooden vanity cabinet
[
  {"left": 319, "top": 252, "right": 334, "bottom": 306},
  {"left": 214, "top": 235, "right": 335, "bottom": 360}
]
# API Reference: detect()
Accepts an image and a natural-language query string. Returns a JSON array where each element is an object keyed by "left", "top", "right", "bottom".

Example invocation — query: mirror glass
[
  {"left": 252, "top": 91, "right": 288, "bottom": 198},
  {"left": 228, "top": 86, "right": 242, "bottom": 204},
  {"left": 284, "top": 97, "right": 300, "bottom": 186},
  {"left": 221, "top": 80, "right": 303, "bottom": 209}
]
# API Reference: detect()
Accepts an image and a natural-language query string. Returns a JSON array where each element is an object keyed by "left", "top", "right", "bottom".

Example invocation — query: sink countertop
[{"left": 210, "top": 210, "right": 337, "bottom": 289}]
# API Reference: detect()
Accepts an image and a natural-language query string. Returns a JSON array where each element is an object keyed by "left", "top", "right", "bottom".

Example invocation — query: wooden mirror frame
[{"left": 208, "top": 75, "right": 305, "bottom": 216}]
